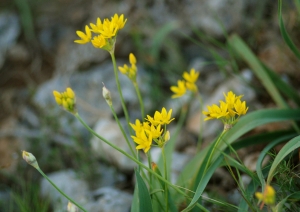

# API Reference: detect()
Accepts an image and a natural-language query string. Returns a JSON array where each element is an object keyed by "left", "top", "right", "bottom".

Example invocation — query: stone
[
  {"left": 0, "top": 11, "right": 20, "bottom": 69},
  {"left": 40, "top": 169, "right": 89, "bottom": 212},
  {"left": 85, "top": 187, "right": 132, "bottom": 212},
  {"left": 90, "top": 118, "right": 136, "bottom": 172}
]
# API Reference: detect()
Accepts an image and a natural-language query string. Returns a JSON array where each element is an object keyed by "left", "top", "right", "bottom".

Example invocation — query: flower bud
[
  {"left": 102, "top": 85, "right": 112, "bottom": 106},
  {"left": 67, "top": 201, "right": 79, "bottom": 212},
  {"left": 164, "top": 130, "right": 170, "bottom": 142},
  {"left": 22, "top": 151, "right": 39, "bottom": 169}
]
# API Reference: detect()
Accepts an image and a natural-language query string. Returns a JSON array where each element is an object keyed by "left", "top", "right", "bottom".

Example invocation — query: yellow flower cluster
[
  {"left": 130, "top": 108, "right": 174, "bottom": 153},
  {"left": 170, "top": 68, "right": 200, "bottom": 98},
  {"left": 255, "top": 185, "right": 276, "bottom": 207},
  {"left": 202, "top": 91, "right": 248, "bottom": 126},
  {"left": 53, "top": 87, "right": 76, "bottom": 113},
  {"left": 74, "top": 14, "right": 127, "bottom": 51},
  {"left": 118, "top": 53, "right": 137, "bottom": 82}
]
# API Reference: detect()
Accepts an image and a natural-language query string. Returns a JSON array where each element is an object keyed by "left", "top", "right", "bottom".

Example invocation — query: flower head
[
  {"left": 130, "top": 107, "right": 174, "bottom": 152},
  {"left": 171, "top": 68, "right": 199, "bottom": 98},
  {"left": 170, "top": 80, "right": 187, "bottom": 98},
  {"left": 131, "top": 130, "right": 152, "bottom": 153},
  {"left": 53, "top": 87, "right": 76, "bottom": 114},
  {"left": 91, "top": 35, "right": 107, "bottom": 48},
  {"left": 202, "top": 91, "right": 248, "bottom": 127},
  {"left": 74, "top": 25, "right": 92, "bottom": 44},
  {"left": 255, "top": 185, "right": 276, "bottom": 208},
  {"left": 118, "top": 53, "right": 137, "bottom": 82},
  {"left": 147, "top": 107, "right": 175, "bottom": 126},
  {"left": 74, "top": 14, "right": 127, "bottom": 52}
]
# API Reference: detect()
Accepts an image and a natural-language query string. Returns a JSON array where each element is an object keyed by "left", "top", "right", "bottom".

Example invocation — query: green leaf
[
  {"left": 267, "top": 135, "right": 300, "bottom": 184},
  {"left": 278, "top": 0, "right": 300, "bottom": 60},
  {"left": 131, "top": 185, "right": 139, "bottom": 212},
  {"left": 135, "top": 169, "right": 153, "bottom": 212},
  {"left": 228, "top": 34, "right": 288, "bottom": 108}
]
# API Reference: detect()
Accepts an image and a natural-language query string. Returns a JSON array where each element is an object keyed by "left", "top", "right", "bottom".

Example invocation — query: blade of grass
[
  {"left": 278, "top": 0, "right": 300, "bottom": 60},
  {"left": 135, "top": 169, "right": 153, "bottom": 212},
  {"left": 228, "top": 34, "right": 288, "bottom": 108}
]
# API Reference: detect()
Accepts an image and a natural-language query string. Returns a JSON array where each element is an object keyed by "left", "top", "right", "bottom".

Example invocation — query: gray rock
[
  {"left": 85, "top": 187, "right": 132, "bottom": 212},
  {"left": 90, "top": 118, "right": 136, "bottom": 172},
  {"left": 40, "top": 169, "right": 89, "bottom": 212},
  {"left": 135, "top": 0, "right": 246, "bottom": 37},
  {"left": 0, "top": 11, "right": 20, "bottom": 69}
]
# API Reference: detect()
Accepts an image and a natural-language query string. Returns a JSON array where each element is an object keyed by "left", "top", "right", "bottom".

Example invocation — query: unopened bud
[
  {"left": 67, "top": 201, "right": 79, "bottom": 212},
  {"left": 22, "top": 151, "right": 39, "bottom": 169},
  {"left": 102, "top": 84, "right": 112, "bottom": 106},
  {"left": 164, "top": 131, "right": 170, "bottom": 142}
]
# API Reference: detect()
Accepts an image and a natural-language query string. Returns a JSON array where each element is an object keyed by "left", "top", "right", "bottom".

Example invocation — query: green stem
[
  {"left": 75, "top": 113, "right": 208, "bottom": 211},
  {"left": 196, "top": 93, "right": 204, "bottom": 151},
  {"left": 162, "top": 147, "right": 168, "bottom": 212},
  {"left": 109, "top": 105, "right": 136, "bottom": 157},
  {"left": 36, "top": 168, "right": 87, "bottom": 212},
  {"left": 109, "top": 52, "right": 133, "bottom": 134},
  {"left": 133, "top": 82, "right": 145, "bottom": 119},
  {"left": 204, "top": 130, "right": 227, "bottom": 173},
  {"left": 147, "top": 152, "right": 152, "bottom": 192}
]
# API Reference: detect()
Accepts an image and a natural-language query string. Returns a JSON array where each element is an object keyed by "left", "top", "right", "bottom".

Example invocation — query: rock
[
  {"left": 243, "top": 152, "right": 270, "bottom": 172},
  {"left": 85, "top": 187, "right": 132, "bottom": 212},
  {"left": 134, "top": 0, "right": 247, "bottom": 37},
  {"left": 90, "top": 118, "right": 136, "bottom": 172},
  {"left": 40, "top": 169, "right": 89, "bottom": 212},
  {"left": 0, "top": 11, "right": 20, "bottom": 69}
]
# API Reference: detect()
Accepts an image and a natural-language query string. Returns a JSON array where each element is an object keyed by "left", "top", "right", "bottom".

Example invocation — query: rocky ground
[{"left": 0, "top": 0, "right": 299, "bottom": 211}]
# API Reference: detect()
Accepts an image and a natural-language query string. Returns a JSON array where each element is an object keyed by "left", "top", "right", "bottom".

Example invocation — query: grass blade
[
  {"left": 228, "top": 34, "right": 288, "bottom": 108},
  {"left": 135, "top": 169, "right": 153, "bottom": 212},
  {"left": 278, "top": 0, "right": 300, "bottom": 60}
]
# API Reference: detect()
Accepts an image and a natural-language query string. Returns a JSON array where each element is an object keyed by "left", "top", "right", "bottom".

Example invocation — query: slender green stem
[
  {"left": 109, "top": 105, "right": 136, "bottom": 157},
  {"left": 196, "top": 93, "right": 204, "bottom": 151},
  {"left": 204, "top": 130, "right": 227, "bottom": 173},
  {"left": 109, "top": 52, "right": 133, "bottom": 134},
  {"left": 147, "top": 152, "right": 153, "bottom": 192},
  {"left": 36, "top": 168, "right": 87, "bottom": 212},
  {"left": 75, "top": 113, "right": 208, "bottom": 211},
  {"left": 133, "top": 82, "right": 145, "bottom": 119},
  {"left": 162, "top": 147, "right": 169, "bottom": 212}
]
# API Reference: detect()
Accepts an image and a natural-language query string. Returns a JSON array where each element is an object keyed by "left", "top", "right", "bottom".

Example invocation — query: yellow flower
[
  {"left": 202, "top": 91, "right": 248, "bottom": 126},
  {"left": 91, "top": 35, "right": 107, "bottom": 48},
  {"left": 183, "top": 68, "right": 199, "bottom": 84},
  {"left": 99, "top": 19, "right": 118, "bottom": 38},
  {"left": 118, "top": 53, "right": 137, "bottom": 82},
  {"left": 145, "top": 124, "right": 163, "bottom": 139},
  {"left": 111, "top": 14, "right": 127, "bottom": 30},
  {"left": 22, "top": 151, "right": 39, "bottom": 169},
  {"left": 131, "top": 130, "right": 152, "bottom": 153},
  {"left": 53, "top": 87, "right": 76, "bottom": 113},
  {"left": 170, "top": 80, "right": 187, "bottom": 98},
  {"left": 74, "top": 25, "right": 92, "bottom": 44},
  {"left": 90, "top": 18, "right": 103, "bottom": 33},
  {"left": 147, "top": 107, "right": 175, "bottom": 126},
  {"left": 130, "top": 119, "right": 144, "bottom": 133},
  {"left": 234, "top": 99, "right": 248, "bottom": 116},
  {"left": 255, "top": 185, "right": 276, "bottom": 207}
]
